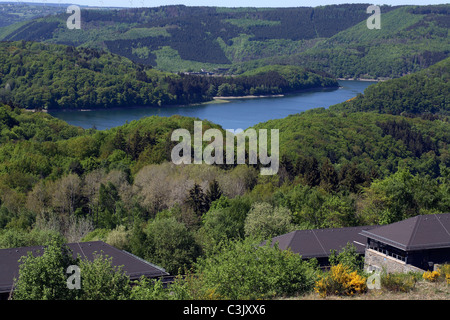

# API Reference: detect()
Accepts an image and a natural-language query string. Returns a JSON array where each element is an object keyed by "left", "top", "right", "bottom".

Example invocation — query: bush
[
  {"left": 193, "top": 238, "right": 318, "bottom": 299},
  {"left": 105, "top": 225, "right": 129, "bottom": 250},
  {"left": 130, "top": 276, "right": 171, "bottom": 300},
  {"left": 423, "top": 265, "right": 450, "bottom": 284},
  {"left": 314, "top": 264, "right": 367, "bottom": 298},
  {"left": 423, "top": 270, "right": 440, "bottom": 282},
  {"left": 437, "top": 264, "right": 450, "bottom": 284},
  {"left": 12, "top": 237, "right": 133, "bottom": 300},
  {"left": 244, "top": 202, "right": 295, "bottom": 239},
  {"left": 328, "top": 243, "right": 364, "bottom": 272},
  {"left": 145, "top": 217, "right": 202, "bottom": 275},
  {"left": 77, "top": 253, "right": 131, "bottom": 300},
  {"left": 81, "top": 228, "right": 110, "bottom": 242}
]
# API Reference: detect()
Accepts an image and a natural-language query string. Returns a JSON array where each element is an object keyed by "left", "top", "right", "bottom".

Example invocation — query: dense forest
[
  {"left": 0, "top": 3, "right": 66, "bottom": 28},
  {"left": 1, "top": 4, "right": 448, "bottom": 77},
  {"left": 1, "top": 57, "right": 449, "bottom": 299},
  {"left": 1, "top": 3, "right": 449, "bottom": 301},
  {"left": 0, "top": 41, "right": 337, "bottom": 109},
  {"left": 330, "top": 57, "right": 450, "bottom": 116},
  {"left": 230, "top": 5, "right": 450, "bottom": 78}
]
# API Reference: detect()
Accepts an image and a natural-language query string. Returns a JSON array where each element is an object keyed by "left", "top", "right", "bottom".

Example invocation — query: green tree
[
  {"left": 77, "top": 253, "right": 131, "bottom": 300},
  {"left": 98, "top": 181, "right": 120, "bottom": 228},
  {"left": 186, "top": 183, "right": 208, "bottom": 216},
  {"left": 194, "top": 238, "right": 318, "bottom": 299},
  {"left": 199, "top": 195, "right": 251, "bottom": 251},
  {"left": 130, "top": 276, "right": 170, "bottom": 300},
  {"left": 244, "top": 202, "right": 295, "bottom": 239},
  {"left": 145, "top": 217, "right": 201, "bottom": 274},
  {"left": 320, "top": 158, "right": 339, "bottom": 192},
  {"left": 206, "top": 179, "right": 222, "bottom": 207},
  {"left": 328, "top": 242, "right": 364, "bottom": 272},
  {"left": 359, "top": 168, "right": 419, "bottom": 224}
]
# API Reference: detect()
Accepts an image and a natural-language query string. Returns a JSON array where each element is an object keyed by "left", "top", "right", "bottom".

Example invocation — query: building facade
[{"left": 360, "top": 213, "right": 450, "bottom": 273}]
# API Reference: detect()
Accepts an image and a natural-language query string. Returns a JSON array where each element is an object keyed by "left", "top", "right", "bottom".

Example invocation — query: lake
[{"left": 49, "top": 80, "right": 376, "bottom": 131}]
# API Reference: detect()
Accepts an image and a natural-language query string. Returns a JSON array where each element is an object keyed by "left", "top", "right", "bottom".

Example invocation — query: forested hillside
[
  {"left": 230, "top": 5, "right": 450, "bottom": 78},
  {"left": 0, "top": 58, "right": 449, "bottom": 281},
  {"left": 2, "top": 4, "right": 447, "bottom": 77},
  {"left": 330, "top": 57, "right": 450, "bottom": 116},
  {"left": 0, "top": 3, "right": 66, "bottom": 28},
  {"left": 1, "top": 4, "right": 376, "bottom": 67},
  {"left": 0, "top": 41, "right": 337, "bottom": 109},
  {"left": 1, "top": 3, "right": 449, "bottom": 301}
]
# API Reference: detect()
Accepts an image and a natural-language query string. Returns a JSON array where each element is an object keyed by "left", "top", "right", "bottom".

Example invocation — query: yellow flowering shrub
[
  {"left": 314, "top": 264, "right": 367, "bottom": 298},
  {"left": 422, "top": 264, "right": 450, "bottom": 284},
  {"left": 423, "top": 270, "right": 440, "bottom": 282},
  {"left": 437, "top": 264, "right": 450, "bottom": 284}
]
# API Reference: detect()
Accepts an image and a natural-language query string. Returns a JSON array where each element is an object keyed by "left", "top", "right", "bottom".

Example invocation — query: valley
[{"left": 0, "top": 1, "right": 448, "bottom": 303}]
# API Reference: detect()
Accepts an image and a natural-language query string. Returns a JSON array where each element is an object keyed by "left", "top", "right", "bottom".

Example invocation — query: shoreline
[
  {"left": 212, "top": 84, "right": 341, "bottom": 101},
  {"left": 213, "top": 94, "right": 285, "bottom": 100},
  {"left": 337, "top": 78, "right": 386, "bottom": 82}
]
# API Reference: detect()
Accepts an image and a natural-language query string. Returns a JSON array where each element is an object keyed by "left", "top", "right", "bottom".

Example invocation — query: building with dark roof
[
  {"left": 269, "top": 225, "right": 377, "bottom": 267},
  {"left": 269, "top": 213, "right": 450, "bottom": 273},
  {"left": 360, "top": 213, "right": 450, "bottom": 273},
  {"left": 0, "top": 241, "right": 169, "bottom": 300}
]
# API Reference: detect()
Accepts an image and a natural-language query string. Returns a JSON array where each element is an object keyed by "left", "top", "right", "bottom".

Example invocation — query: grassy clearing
[{"left": 291, "top": 280, "right": 449, "bottom": 300}]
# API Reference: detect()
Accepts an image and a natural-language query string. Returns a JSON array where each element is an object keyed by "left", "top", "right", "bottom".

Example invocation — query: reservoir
[{"left": 49, "top": 80, "right": 376, "bottom": 131}]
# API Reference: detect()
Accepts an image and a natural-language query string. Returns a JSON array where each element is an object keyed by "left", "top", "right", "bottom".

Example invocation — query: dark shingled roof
[
  {"left": 269, "top": 225, "right": 376, "bottom": 259},
  {"left": 0, "top": 241, "right": 168, "bottom": 294},
  {"left": 359, "top": 213, "right": 450, "bottom": 251}
]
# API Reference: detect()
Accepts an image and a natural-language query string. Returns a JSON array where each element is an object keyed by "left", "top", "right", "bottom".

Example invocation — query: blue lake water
[{"left": 49, "top": 80, "right": 376, "bottom": 131}]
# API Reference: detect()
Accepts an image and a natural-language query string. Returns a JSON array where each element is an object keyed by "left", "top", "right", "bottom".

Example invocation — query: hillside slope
[
  {"left": 0, "top": 41, "right": 337, "bottom": 110},
  {"left": 0, "top": 4, "right": 400, "bottom": 73},
  {"left": 253, "top": 59, "right": 450, "bottom": 180},
  {"left": 232, "top": 5, "right": 450, "bottom": 78},
  {"left": 330, "top": 57, "right": 450, "bottom": 116}
]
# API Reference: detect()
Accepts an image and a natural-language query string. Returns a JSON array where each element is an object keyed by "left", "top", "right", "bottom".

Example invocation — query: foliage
[
  {"left": 422, "top": 270, "right": 440, "bottom": 282},
  {"left": 331, "top": 57, "right": 450, "bottom": 116},
  {"left": 130, "top": 276, "right": 171, "bottom": 300},
  {"left": 3, "top": 4, "right": 447, "bottom": 78},
  {"left": 0, "top": 39, "right": 449, "bottom": 300},
  {"left": 193, "top": 238, "right": 318, "bottom": 299},
  {"left": 105, "top": 225, "right": 129, "bottom": 251},
  {"left": 314, "top": 264, "right": 367, "bottom": 298},
  {"left": 328, "top": 243, "right": 364, "bottom": 273},
  {"left": 199, "top": 196, "right": 251, "bottom": 251},
  {"left": 77, "top": 253, "right": 131, "bottom": 300},
  {"left": 12, "top": 237, "right": 78, "bottom": 300},
  {"left": 0, "top": 5, "right": 376, "bottom": 68},
  {"left": 0, "top": 42, "right": 337, "bottom": 109},
  {"left": 235, "top": 5, "right": 449, "bottom": 78},
  {"left": 144, "top": 217, "right": 202, "bottom": 275},
  {"left": 380, "top": 271, "right": 418, "bottom": 293},
  {"left": 437, "top": 264, "right": 450, "bottom": 284},
  {"left": 244, "top": 202, "right": 295, "bottom": 239},
  {"left": 12, "top": 236, "right": 133, "bottom": 300},
  {"left": 357, "top": 168, "right": 449, "bottom": 225}
]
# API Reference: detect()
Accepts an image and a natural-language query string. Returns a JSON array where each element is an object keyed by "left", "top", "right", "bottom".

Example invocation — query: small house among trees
[
  {"left": 270, "top": 213, "right": 450, "bottom": 272},
  {"left": 0, "top": 241, "right": 169, "bottom": 300},
  {"left": 269, "top": 225, "right": 375, "bottom": 267}
]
